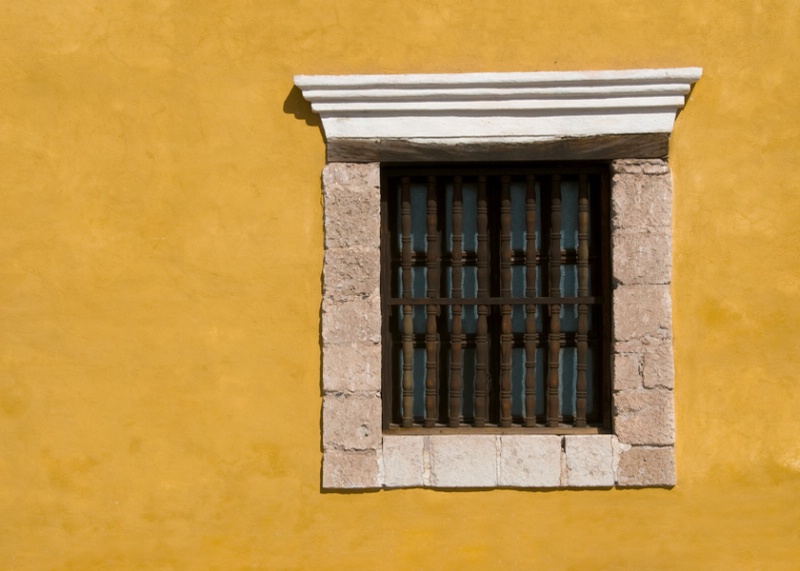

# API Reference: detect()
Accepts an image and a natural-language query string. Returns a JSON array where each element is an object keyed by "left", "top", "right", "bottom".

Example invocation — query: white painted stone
[
  {"left": 428, "top": 435, "right": 498, "bottom": 488},
  {"left": 296, "top": 69, "right": 702, "bottom": 141},
  {"left": 382, "top": 436, "right": 425, "bottom": 488},
  {"left": 565, "top": 435, "right": 615, "bottom": 487},
  {"left": 322, "top": 395, "right": 382, "bottom": 451},
  {"left": 498, "top": 435, "right": 562, "bottom": 488}
]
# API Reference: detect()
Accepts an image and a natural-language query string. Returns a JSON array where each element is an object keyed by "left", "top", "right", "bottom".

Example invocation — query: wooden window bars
[{"left": 381, "top": 164, "right": 611, "bottom": 432}]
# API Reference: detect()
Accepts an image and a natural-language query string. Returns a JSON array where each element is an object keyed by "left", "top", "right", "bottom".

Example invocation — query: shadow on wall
[{"left": 284, "top": 84, "right": 324, "bottom": 133}]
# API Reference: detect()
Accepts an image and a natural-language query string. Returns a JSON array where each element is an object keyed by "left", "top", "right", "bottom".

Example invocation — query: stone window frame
[{"left": 297, "top": 69, "right": 701, "bottom": 489}]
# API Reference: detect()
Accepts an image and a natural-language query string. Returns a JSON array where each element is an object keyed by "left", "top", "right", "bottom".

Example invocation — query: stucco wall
[{"left": 1, "top": 1, "right": 799, "bottom": 569}]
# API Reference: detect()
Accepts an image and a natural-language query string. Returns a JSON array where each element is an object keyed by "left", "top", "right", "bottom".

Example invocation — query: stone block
[
  {"left": 498, "top": 435, "right": 561, "bottom": 487},
  {"left": 613, "top": 352, "right": 643, "bottom": 391},
  {"left": 322, "top": 449, "right": 381, "bottom": 489},
  {"left": 322, "top": 394, "right": 382, "bottom": 451},
  {"left": 611, "top": 170, "right": 672, "bottom": 231},
  {"left": 428, "top": 435, "right": 497, "bottom": 488},
  {"left": 611, "top": 159, "right": 669, "bottom": 176},
  {"left": 323, "top": 163, "right": 380, "bottom": 250},
  {"left": 612, "top": 230, "right": 672, "bottom": 285},
  {"left": 642, "top": 341, "right": 675, "bottom": 389},
  {"left": 324, "top": 246, "right": 380, "bottom": 300},
  {"left": 613, "top": 285, "right": 671, "bottom": 341},
  {"left": 564, "top": 435, "right": 615, "bottom": 487},
  {"left": 322, "top": 342, "right": 381, "bottom": 393},
  {"left": 614, "top": 389, "right": 675, "bottom": 445},
  {"left": 616, "top": 446, "right": 676, "bottom": 487},
  {"left": 321, "top": 295, "right": 381, "bottom": 346},
  {"left": 382, "top": 435, "right": 425, "bottom": 488}
]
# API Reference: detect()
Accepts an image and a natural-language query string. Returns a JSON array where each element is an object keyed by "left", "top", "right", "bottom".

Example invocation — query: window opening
[{"left": 381, "top": 164, "right": 611, "bottom": 432}]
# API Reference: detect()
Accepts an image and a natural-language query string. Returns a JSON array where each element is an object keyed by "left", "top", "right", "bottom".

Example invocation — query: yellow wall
[{"left": 2, "top": 1, "right": 799, "bottom": 569}]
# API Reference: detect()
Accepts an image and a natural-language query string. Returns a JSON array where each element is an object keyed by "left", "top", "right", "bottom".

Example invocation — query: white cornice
[{"left": 295, "top": 69, "right": 701, "bottom": 141}]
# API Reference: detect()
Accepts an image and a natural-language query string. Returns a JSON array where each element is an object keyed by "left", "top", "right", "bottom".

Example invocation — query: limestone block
[
  {"left": 564, "top": 435, "right": 615, "bottom": 487},
  {"left": 322, "top": 449, "right": 381, "bottom": 489},
  {"left": 324, "top": 246, "right": 380, "bottom": 300},
  {"left": 642, "top": 341, "right": 675, "bottom": 389},
  {"left": 382, "top": 435, "right": 425, "bottom": 488},
  {"left": 614, "top": 389, "right": 675, "bottom": 445},
  {"left": 321, "top": 295, "right": 381, "bottom": 346},
  {"left": 613, "top": 285, "right": 671, "bottom": 341},
  {"left": 498, "top": 435, "right": 561, "bottom": 487},
  {"left": 429, "top": 435, "right": 497, "bottom": 488},
  {"left": 612, "top": 230, "right": 671, "bottom": 285},
  {"left": 322, "top": 342, "right": 381, "bottom": 393},
  {"left": 616, "top": 446, "right": 676, "bottom": 487},
  {"left": 323, "top": 163, "right": 380, "bottom": 250},
  {"left": 611, "top": 170, "right": 672, "bottom": 231},
  {"left": 322, "top": 394, "right": 382, "bottom": 451},
  {"left": 613, "top": 352, "right": 643, "bottom": 391}
]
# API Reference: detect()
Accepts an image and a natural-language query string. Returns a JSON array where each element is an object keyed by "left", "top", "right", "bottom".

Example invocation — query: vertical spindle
[
  {"left": 576, "top": 174, "right": 589, "bottom": 427},
  {"left": 475, "top": 175, "right": 489, "bottom": 427},
  {"left": 449, "top": 176, "right": 464, "bottom": 427},
  {"left": 424, "top": 176, "right": 439, "bottom": 427},
  {"left": 401, "top": 177, "right": 414, "bottom": 427},
  {"left": 499, "top": 175, "right": 513, "bottom": 427},
  {"left": 524, "top": 174, "right": 538, "bottom": 427},
  {"left": 547, "top": 175, "right": 562, "bottom": 428}
]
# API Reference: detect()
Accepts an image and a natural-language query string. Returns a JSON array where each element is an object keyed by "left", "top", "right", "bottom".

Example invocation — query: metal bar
[
  {"left": 400, "top": 177, "right": 415, "bottom": 427},
  {"left": 424, "top": 176, "right": 439, "bottom": 427},
  {"left": 524, "top": 174, "right": 538, "bottom": 427},
  {"left": 449, "top": 176, "right": 463, "bottom": 427},
  {"left": 576, "top": 174, "right": 590, "bottom": 427},
  {"left": 547, "top": 174, "right": 562, "bottom": 428},
  {"left": 474, "top": 175, "right": 489, "bottom": 427},
  {"left": 499, "top": 175, "right": 513, "bottom": 427}
]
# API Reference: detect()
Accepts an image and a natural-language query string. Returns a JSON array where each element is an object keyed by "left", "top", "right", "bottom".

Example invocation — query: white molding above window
[
  {"left": 295, "top": 68, "right": 701, "bottom": 162},
  {"left": 297, "top": 69, "right": 701, "bottom": 490}
]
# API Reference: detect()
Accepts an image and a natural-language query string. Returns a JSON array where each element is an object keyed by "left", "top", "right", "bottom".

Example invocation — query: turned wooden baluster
[
  {"left": 547, "top": 175, "right": 562, "bottom": 428},
  {"left": 524, "top": 174, "right": 538, "bottom": 427},
  {"left": 449, "top": 176, "right": 464, "bottom": 427},
  {"left": 400, "top": 177, "right": 415, "bottom": 427},
  {"left": 499, "top": 175, "right": 513, "bottom": 427},
  {"left": 575, "top": 174, "right": 590, "bottom": 427},
  {"left": 424, "top": 176, "right": 440, "bottom": 427},
  {"left": 474, "top": 175, "right": 489, "bottom": 427}
]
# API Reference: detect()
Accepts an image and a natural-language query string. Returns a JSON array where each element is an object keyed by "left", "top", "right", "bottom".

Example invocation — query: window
[
  {"left": 297, "top": 68, "right": 701, "bottom": 489},
  {"left": 381, "top": 164, "right": 610, "bottom": 432}
]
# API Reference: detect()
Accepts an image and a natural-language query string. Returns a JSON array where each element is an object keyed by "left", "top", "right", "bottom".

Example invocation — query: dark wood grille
[{"left": 381, "top": 164, "right": 610, "bottom": 432}]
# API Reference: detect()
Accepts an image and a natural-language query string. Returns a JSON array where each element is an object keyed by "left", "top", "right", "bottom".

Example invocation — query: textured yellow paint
[{"left": 1, "top": 1, "right": 799, "bottom": 569}]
